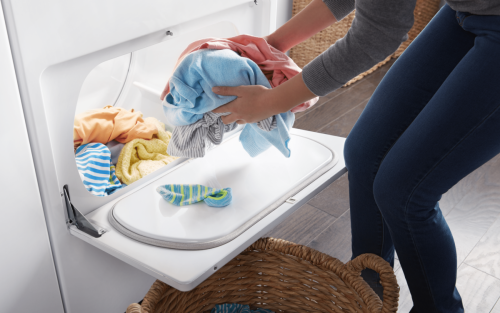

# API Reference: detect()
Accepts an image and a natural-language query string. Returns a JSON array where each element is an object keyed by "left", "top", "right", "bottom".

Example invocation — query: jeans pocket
[{"left": 456, "top": 11, "right": 472, "bottom": 26}]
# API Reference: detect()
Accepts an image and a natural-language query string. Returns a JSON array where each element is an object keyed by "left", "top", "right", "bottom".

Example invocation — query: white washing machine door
[
  {"left": 108, "top": 133, "right": 336, "bottom": 250},
  {"left": 73, "top": 129, "right": 345, "bottom": 291}
]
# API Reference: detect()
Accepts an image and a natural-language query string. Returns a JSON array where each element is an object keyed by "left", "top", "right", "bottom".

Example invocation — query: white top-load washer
[{"left": 2, "top": 0, "right": 346, "bottom": 311}]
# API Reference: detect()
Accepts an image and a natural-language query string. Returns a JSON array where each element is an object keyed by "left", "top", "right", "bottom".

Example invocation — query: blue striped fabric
[
  {"left": 211, "top": 303, "right": 274, "bottom": 313},
  {"left": 156, "top": 184, "right": 232, "bottom": 207},
  {"left": 75, "top": 143, "right": 124, "bottom": 197}
]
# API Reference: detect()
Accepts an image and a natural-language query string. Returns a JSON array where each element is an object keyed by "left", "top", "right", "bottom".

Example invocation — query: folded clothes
[
  {"left": 164, "top": 35, "right": 318, "bottom": 113},
  {"left": 75, "top": 143, "right": 124, "bottom": 197},
  {"left": 164, "top": 49, "right": 294, "bottom": 158},
  {"left": 211, "top": 304, "right": 274, "bottom": 313},
  {"left": 74, "top": 105, "right": 158, "bottom": 149},
  {"left": 157, "top": 184, "right": 232, "bottom": 208},
  {"left": 115, "top": 117, "right": 178, "bottom": 185}
]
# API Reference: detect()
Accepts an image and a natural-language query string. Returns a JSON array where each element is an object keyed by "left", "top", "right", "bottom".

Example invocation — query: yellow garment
[
  {"left": 74, "top": 106, "right": 158, "bottom": 148},
  {"left": 115, "top": 117, "right": 178, "bottom": 185}
]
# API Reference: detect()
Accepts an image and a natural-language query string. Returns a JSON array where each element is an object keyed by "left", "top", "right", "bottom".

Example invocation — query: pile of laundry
[
  {"left": 73, "top": 105, "right": 178, "bottom": 197},
  {"left": 163, "top": 35, "right": 318, "bottom": 159},
  {"left": 73, "top": 35, "right": 318, "bottom": 198}
]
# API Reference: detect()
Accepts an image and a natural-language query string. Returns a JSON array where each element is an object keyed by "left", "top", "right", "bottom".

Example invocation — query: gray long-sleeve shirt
[{"left": 302, "top": 0, "right": 500, "bottom": 97}]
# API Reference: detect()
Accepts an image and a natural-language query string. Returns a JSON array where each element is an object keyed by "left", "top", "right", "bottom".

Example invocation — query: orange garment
[
  {"left": 164, "top": 35, "right": 319, "bottom": 113},
  {"left": 73, "top": 106, "right": 158, "bottom": 148}
]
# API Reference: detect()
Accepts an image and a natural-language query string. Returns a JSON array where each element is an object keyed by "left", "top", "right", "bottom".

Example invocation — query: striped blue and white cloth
[
  {"left": 211, "top": 303, "right": 274, "bottom": 313},
  {"left": 75, "top": 143, "right": 124, "bottom": 197},
  {"left": 156, "top": 184, "right": 232, "bottom": 207}
]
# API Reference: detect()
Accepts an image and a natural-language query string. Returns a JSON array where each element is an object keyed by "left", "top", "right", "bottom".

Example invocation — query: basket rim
[
  {"left": 245, "top": 237, "right": 399, "bottom": 312},
  {"left": 128, "top": 237, "right": 399, "bottom": 313}
]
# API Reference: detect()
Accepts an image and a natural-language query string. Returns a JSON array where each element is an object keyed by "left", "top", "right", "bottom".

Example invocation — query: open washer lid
[
  {"left": 71, "top": 128, "right": 346, "bottom": 291},
  {"left": 109, "top": 133, "right": 336, "bottom": 249}
]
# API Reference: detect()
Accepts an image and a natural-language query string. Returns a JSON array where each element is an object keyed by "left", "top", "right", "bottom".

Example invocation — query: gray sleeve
[{"left": 302, "top": 0, "right": 416, "bottom": 96}]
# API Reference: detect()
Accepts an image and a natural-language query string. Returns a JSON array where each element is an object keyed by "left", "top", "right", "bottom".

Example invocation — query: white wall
[
  {"left": 276, "top": 0, "right": 293, "bottom": 29},
  {"left": 0, "top": 4, "right": 64, "bottom": 313}
]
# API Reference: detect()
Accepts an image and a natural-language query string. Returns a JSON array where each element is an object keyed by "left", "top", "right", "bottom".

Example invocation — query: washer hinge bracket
[{"left": 63, "top": 185, "right": 104, "bottom": 238}]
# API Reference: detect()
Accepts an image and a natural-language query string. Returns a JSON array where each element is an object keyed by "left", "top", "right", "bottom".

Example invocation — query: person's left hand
[{"left": 212, "top": 85, "right": 280, "bottom": 125}]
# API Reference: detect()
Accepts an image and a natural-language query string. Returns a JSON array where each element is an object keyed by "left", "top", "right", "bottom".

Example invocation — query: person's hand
[
  {"left": 211, "top": 85, "right": 280, "bottom": 125},
  {"left": 212, "top": 72, "right": 316, "bottom": 125}
]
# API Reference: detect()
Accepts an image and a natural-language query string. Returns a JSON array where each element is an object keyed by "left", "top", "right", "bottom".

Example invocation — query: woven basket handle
[
  {"left": 344, "top": 253, "right": 399, "bottom": 313},
  {"left": 126, "top": 280, "right": 169, "bottom": 313},
  {"left": 126, "top": 303, "right": 143, "bottom": 313}
]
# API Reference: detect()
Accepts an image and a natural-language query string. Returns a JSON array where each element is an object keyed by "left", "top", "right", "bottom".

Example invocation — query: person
[{"left": 183, "top": 0, "right": 499, "bottom": 311}]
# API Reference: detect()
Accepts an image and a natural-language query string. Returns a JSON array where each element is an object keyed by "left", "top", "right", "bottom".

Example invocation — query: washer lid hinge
[{"left": 63, "top": 185, "right": 104, "bottom": 238}]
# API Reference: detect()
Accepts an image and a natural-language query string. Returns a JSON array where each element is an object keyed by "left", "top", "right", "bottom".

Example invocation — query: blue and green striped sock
[{"left": 156, "top": 184, "right": 232, "bottom": 208}]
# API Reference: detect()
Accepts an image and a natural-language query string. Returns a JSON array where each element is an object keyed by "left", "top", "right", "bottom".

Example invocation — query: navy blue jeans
[{"left": 344, "top": 5, "right": 500, "bottom": 312}]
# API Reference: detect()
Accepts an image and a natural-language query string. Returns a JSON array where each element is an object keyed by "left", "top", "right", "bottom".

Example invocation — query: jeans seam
[
  {"left": 379, "top": 215, "right": 385, "bottom": 259},
  {"left": 375, "top": 134, "right": 402, "bottom": 258},
  {"left": 402, "top": 206, "right": 439, "bottom": 312},
  {"left": 402, "top": 102, "right": 500, "bottom": 311}
]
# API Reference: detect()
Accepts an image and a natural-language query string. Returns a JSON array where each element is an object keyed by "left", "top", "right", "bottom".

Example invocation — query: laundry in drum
[
  {"left": 75, "top": 143, "right": 124, "bottom": 197},
  {"left": 73, "top": 106, "right": 178, "bottom": 194},
  {"left": 106, "top": 140, "right": 125, "bottom": 165},
  {"left": 114, "top": 117, "right": 178, "bottom": 185},
  {"left": 157, "top": 184, "right": 232, "bottom": 207},
  {"left": 73, "top": 105, "right": 158, "bottom": 149}
]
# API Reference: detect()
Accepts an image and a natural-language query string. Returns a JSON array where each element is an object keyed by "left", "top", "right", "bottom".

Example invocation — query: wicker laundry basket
[
  {"left": 289, "top": 0, "right": 441, "bottom": 86},
  {"left": 126, "top": 237, "right": 399, "bottom": 313}
]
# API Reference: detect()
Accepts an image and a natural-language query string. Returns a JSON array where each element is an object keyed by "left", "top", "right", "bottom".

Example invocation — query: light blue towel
[
  {"left": 163, "top": 49, "right": 295, "bottom": 158},
  {"left": 156, "top": 184, "right": 232, "bottom": 207},
  {"left": 75, "top": 143, "right": 124, "bottom": 197},
  {"left": 211, "top": 303, "right": 274, "bottom": 313}
]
